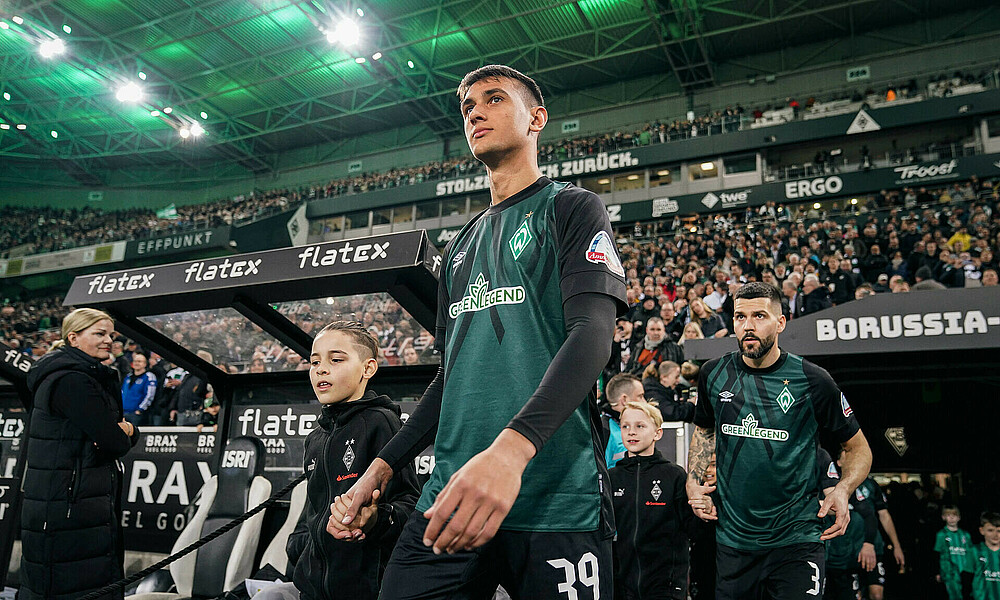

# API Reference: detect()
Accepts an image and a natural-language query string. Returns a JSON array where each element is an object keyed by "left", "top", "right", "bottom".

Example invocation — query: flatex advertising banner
[
  {"left": 229, "top": 404, "right": 319, "bottom": 489},
  {"left": 120, "top": 428, "right": 219, "bottom": 552},
  {"left": 64, "top": 230, "right": 429, "bottom": 305}
]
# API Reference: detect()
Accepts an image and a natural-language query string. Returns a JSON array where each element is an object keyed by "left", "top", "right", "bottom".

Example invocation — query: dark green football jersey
[
  {"left": 695, "top": 351, "right": 860, "bottom": 549},
  {"left": 854, "top": 477, "right": 888, "bottom": 554},
  {"left": 936, "top": 527, "right": 974, "bottom": 575},
  {"left": 415, "top": 177, "right": 627, "bottom": 532},
  {"left": 973, "top": 544, "right": 1000, "bottom": 600}
]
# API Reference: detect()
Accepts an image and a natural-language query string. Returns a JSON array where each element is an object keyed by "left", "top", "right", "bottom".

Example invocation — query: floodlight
[
  {"left": 326, "top": 297, "right": 335, "bottom": 305},
  {"left": 2, "top": 92, "right": 9, "bottom": 101},
  {"left": 333, "top": 18, "right": 360, "bottom": 45},
  {"left": 407, "top": 60, "right": 414, "bottom": 68},
  {"left": 50, "top": 130, "right": 57, "bottom": 138},
  {"left": 179, "top": 127, "right": 190, "bottom": 139},
  {"left": 138, "top": 71, "right": 146, "bottom": 80},
  {"left": 39, "top": 38, "right": 65, "bottom": 59},
  {"left": 627, "top": 174, "right": 639, "bottom": 180},
  {"left": 200, "top": 111, "right": 208, "bottom": 119},
  {"left": 372, "top": 52, "right": 382, "bottom": 60},
  {"left": 16, "top": 124, "right": 26, "bottom": 130},
  {"left": 700, "top": 161, "right": 715, "bottom": 170},
  {"left": 355, "top": 56, "right": 365, "bottom": 64},
  {"left": 597, "top": 178, "right": 610, "bottom": 185},
  {"left": 657, "top": 169, "right": 670, "bottom": 176},
  {"left": 0, "top": 124, "right": 9, "bottom": 130},
  {"left": 115, "top": 82, "right": 143, "bottom": 103},
  {"left": 12, "top": 16, "right": 23, "bottom": 25},
  {"left": 62, "top": 24, "right": 72, "bottom": 34},
  {"left": 813, "top": 202, "right": 821, "bottom": 210},
  {"left": 150, "top": 110, "right": 160, "bottom": 117},
  {"left": 0, "top": 22, "right": 9, "bottom": 30},
  {"left": 190, "top": 123, "right": 204, "bottom": 136},
  {"left": 163, "top": 107, "right": 172, "bottom": 114},
  {"left": 356, "top": 8, "right": 364, "bottom": 17},
  {"left": 850, "top": 198, "right": 858, "bottom": 205}
]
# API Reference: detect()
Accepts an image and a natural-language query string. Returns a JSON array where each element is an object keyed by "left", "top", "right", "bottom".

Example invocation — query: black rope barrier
[{"left": 79, "top": 472, "right": 308, "bottom": 600}]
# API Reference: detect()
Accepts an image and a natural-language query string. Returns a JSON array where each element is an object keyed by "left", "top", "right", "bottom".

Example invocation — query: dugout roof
[
  {"left": 61, "top": 230, "right": 442, "bottom": 383},
  {"left": 1, "top": 0, "right": 995, "bottom": 186}
]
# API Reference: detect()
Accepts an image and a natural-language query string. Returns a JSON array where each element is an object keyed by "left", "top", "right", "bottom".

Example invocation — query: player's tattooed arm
[
  {"left": 687, "top": 425, "right": 716, "bottom": 484},
  {"left": 686, "top": 425, "right": 717, "bottom": 521}
]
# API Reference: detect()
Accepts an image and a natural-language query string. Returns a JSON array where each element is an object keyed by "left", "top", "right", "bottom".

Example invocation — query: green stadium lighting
[
  {"left": 115, "top": 81, "right": 143, "bottom": 103},
  {"left": 39, "top": 38, "right": 66, "bottom": 59},
  {"left": 62, "top": 24, "right": 71, "bottom": 34},
  {"left": 200, "top": 111, "right": 208, "bottom": 119}
]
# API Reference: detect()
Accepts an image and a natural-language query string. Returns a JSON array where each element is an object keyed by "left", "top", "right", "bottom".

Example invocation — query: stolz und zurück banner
[{"left": 63, "top": 230, "right": 429, "bottom": 304}]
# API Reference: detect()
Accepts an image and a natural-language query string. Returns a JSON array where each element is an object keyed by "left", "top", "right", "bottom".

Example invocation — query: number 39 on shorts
[{"left": 547, "top": 552, "right": 600, "bottom": 600}]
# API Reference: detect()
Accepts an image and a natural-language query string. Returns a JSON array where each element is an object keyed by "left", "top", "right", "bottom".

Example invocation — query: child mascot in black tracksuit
[
  {"left": 610, "top": 401, "right": 693, "bottom": 600},
  {"left": 261, "top": 321, "right": 419, "bottom": 600}
]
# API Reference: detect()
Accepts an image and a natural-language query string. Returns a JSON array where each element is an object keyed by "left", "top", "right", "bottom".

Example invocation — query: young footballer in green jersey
[
  {"left": 328, "top": 65, "right": 626, "bottom": 599},
  {"left": 936, "top": 505, "right": 975, "bottom": 600},
  {"left": 973, "top": 512, "right": 1000, "bottom": 600},
  {"left": 686, "top": 282, "right": 872, "bottom": 600}
]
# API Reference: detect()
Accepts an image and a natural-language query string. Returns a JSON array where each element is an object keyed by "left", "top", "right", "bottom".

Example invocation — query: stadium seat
[
  {"left": 128, "top": 436, "right": 272, "bottom": 600},
  {"left": 258, "top": 479, "right": 309, "bottom": 576}
]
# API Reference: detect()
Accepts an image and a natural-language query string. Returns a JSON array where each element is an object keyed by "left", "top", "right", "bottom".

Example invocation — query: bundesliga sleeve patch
[
  {"left": 841, "top": 393, "right": 853, "bottom": 417},
  {"left": 827, "top": 462, "right": 840, "bottom": 479},
  {"left": 586, "top": 230, "right": 625, "bottom": 277}
]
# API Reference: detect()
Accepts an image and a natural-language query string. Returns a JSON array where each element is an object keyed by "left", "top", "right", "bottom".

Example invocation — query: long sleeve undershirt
[{"left": 378, "top": 292, "right": 616, "bottom": 472}]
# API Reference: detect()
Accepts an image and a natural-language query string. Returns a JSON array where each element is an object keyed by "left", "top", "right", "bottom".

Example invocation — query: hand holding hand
[
  {"left": 818, "top": 485, "right": 850, "bottom": 540},
  {"left": 686, "top": 478, "right": 718, "bottom": 521}
]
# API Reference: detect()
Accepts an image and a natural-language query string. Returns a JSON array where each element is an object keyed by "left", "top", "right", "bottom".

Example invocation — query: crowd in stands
[{"left": 4, "top": 67, "right": 995, "bottom": 259}]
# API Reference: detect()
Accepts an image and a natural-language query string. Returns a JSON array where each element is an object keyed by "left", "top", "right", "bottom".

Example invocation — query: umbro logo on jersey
[
  {"left": 721, "top": 413, "right": 789, "bottom": 441},
  {"left": 719, "top": 391, "right": 734, "bottom": 402},
  {"left": 448, "top": 273, "right": 526, "bottom": 318}
]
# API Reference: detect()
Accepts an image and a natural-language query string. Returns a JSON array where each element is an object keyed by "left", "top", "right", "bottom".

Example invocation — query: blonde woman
[
  {"left": 21, "top": 308, "right": 139, "bottom": 600},
  {"left": 688, "top": 298, "right": 729, "bottom": 338},
  {"left": 679, "top": 321, "right": 705, "bottom": 346}
]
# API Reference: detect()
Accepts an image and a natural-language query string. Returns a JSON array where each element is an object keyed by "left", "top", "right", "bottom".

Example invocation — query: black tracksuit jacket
[
  {"left": 285, "top": 391, "right": 420, "bottom": 600},
  {"left": 610, "top": 451, "right": 693, "bottom": 600}
]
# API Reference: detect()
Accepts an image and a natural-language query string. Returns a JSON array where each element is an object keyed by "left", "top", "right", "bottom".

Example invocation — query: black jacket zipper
[{"left": 634, "top": 461, "right": 642, "bottom": 599}]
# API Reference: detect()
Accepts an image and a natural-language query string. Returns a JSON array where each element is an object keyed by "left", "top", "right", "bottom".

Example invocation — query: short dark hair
[
  {"left": 457, "top": 65, "right": 545, "bottom": 109},
  {"left": 734, "top": 281, "right": 783, "bottom": 311},
  {"left": 982, "top": 511, "right": 1000, "bottom": 528},
  {"left": 605, "top": 373, "right": 641, "bottom": 402},
  {"left": 915, "top": 266, "right": 933, "bottom": 281},
  {"left": 315, "top": 320, "right": 380, "bottom": 360}
]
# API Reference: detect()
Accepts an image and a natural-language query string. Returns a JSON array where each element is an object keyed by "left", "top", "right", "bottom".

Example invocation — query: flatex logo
[
  {"left": 183, "top": 258, "right": 261, "bottom": 283},
  {"left": 297, "top": 241, "right": 391, "bottom": 269},
  {"left": 3, "top": 348, "right": 31, "bottom": 373},
  {"left": 87, "top": 272, "right": 156, "bottom": 295}
]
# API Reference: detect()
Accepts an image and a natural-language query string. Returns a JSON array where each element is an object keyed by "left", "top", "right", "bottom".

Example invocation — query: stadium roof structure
[{"left": 0, "top": 0, "right": 996, "bottom": 186}]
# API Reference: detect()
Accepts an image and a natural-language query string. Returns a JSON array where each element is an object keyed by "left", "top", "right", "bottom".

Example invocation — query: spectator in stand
[
  {"left": 625, "top": 317, "right": 684, "bottom": 375},
  {"left": 660, "top": 302, "right": 684, "bottom": 342},
  {"left": 913, "top": 266, "right": 947, "bottom": 291},
  {"left": 983, "top": 269, "right": 999, "bottom": 287},
  {"left": 643, "top": 361, "right": 696, "bottom": 423},
  {"left": 782, "top": 279, "right": 802, "bottom": 320},
  {"left": 678, "top": 322, "right": 704, "bottom": 347},
  {"left": 687, "top": 298, "right": 728, "bottom": 338},
  {"left": 121, "top": 351, "right": 157, "bottom": 426},
  {"left": 603, "top": 373, "right": 648, "bottom": 470},
  {"left": 862, "top": 245, "right": 889, "bottom": 283},
  {"left": 802, "top": 274, "right": 833, "bottom": 314}
]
